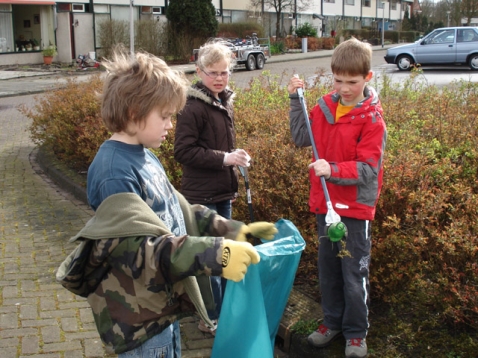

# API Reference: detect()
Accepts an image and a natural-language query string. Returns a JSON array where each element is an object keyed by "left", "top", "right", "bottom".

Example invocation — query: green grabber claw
[{"left": 328, "top": 222, "right": 348, "bottom": 242}]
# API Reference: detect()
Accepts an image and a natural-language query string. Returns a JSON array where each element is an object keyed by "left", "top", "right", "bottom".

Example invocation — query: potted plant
[
  {"left": 32, "top": 39, "right": 40, "bottom": 51},
  {"left": 42, "top": 45, "right": 57, "bottom": 65}
]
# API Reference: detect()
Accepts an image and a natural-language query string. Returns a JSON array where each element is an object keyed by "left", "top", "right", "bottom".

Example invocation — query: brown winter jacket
[{"left": 174, "top": 82, "right": 239, "bottom": 204}]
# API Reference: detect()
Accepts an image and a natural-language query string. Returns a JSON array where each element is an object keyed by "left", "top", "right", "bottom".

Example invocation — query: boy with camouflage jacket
[{"left": 56, "top": 50, "right": 276, "bottom": 357}]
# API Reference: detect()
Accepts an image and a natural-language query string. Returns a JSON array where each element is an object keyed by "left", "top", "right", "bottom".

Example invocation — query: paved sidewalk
[{"left": 0, "top": 95, "right": 106, "bottom": 357}]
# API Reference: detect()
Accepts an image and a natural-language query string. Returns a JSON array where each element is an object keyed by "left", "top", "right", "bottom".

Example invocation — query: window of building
[
  {"left": 0, "top": 4, "right": 13, "bottom": 52},
  {"left": 72, "top": 4, "right": 85, "bottom": 12},
  {"left": 362, "top": 0, "right": 371, "bottom": 7},
  {"left": 222, "top": 9, "right": 232, "bottom": 23},
  {"left": 57, "top": 3, "right": 70, "bottom": 12},
  {"left": 94, "top": 4, "right": 109, "bottom": 13},
  {"left": 141, "top": 6, "right": 162, "bottom": 14},
  {"left": 58, "top": 3, "right": 71, "bottom": 12},
  {"left": 346, "top": 0, "right": 355, "bottom": 5}
]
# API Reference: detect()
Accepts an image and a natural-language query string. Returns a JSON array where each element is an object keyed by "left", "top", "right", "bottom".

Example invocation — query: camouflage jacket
[{"left": 56, "top": 192, "right": 243, "bottom": 354}]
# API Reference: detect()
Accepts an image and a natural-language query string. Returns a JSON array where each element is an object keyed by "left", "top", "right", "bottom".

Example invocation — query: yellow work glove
[
  {"left": 221, "top": 240, "right": 260, "bottom": 282},
  {"left": 236, "top": 222, "right": 278, "bottom": 242}
]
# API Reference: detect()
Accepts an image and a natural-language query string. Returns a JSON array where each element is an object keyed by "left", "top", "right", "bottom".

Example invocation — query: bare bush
[
  {"left": 135, "top": 19, "right": 167, "bottom": 56},
  {"left": 97, "top": 19, "right": 129, "bottom": 60}
]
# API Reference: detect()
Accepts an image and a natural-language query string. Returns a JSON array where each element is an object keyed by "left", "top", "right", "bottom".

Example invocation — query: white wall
[{"left": 56, "top": 12, "right": 71, "bottom": 63}]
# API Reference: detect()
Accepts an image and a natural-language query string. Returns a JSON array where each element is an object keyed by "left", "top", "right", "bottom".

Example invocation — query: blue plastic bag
[{"left": 211, "top": 219, "right": 306, "bottom": 358}]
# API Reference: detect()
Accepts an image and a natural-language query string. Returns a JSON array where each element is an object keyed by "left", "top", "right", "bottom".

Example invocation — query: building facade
[{"left": 0, "top": 0, "right": 413, "bottom": 66}]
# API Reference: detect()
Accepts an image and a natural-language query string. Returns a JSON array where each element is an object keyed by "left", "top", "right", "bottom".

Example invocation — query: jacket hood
[
  {"left": 189, "top": 82, "right": 235, "bottom": 107},
  {"left": 70, "top": 192, "right": 168, "bottom": 242},
  {"left": 321, "top": 85, "right": 382, "bottom": 125}
]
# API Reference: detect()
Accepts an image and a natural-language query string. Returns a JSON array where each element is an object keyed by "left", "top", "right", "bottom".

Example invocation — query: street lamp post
[
  {"left": 130, "top": 0, "right": 134, "bottom": 55},
  {"left": 446, "top": 11, "right": 450, "bottom": 27},
  {"left": 381, "top": 2, "right": 385, "bottom": 48}
]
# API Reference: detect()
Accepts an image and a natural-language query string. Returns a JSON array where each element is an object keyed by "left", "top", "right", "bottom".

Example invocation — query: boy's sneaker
[
  {"left": 307, "top": 324, "right": 342, "bottom": 347},
  {"left": 345, "top": 338, "right": 367, "bottom": 358}
]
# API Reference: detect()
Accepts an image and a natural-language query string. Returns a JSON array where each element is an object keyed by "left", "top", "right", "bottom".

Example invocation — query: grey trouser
[{"left": 316, "top": 214, "right": 371, "bottom": 340}]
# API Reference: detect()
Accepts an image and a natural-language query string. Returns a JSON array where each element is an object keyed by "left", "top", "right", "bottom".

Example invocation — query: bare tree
[
  {"left": 427, "top": 0, "right": 478, "bottom": 27},
  {"left": 460, "top": 0, "right": 478, "bottom": 25},
  {"left": 250, "top": 0, "right": 311, "bottom": 38}
]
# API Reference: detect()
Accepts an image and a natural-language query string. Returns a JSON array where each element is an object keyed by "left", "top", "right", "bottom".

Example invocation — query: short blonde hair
[
  {"left": 100, "top": 50, "right": 189, "bottom": 133},
  {"left": 331, "top": 37, "right": 372, "bottom": 77},
  {"left": 196, "top": 40, "right": 235, "bottom": 71}
]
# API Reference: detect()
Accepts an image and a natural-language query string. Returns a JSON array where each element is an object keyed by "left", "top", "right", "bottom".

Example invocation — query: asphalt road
[{"left": 213, "top": 49, "right": 478, "bottom": 90}]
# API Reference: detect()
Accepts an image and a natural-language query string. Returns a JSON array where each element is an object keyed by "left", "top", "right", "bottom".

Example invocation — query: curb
[{"left": 35, "top": 145, "right": 88, "bottom": 204}]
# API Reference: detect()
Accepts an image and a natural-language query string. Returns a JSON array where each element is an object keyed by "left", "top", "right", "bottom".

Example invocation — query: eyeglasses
[{"left": 201, "top": 69, "right": 230, "bottom": 79}]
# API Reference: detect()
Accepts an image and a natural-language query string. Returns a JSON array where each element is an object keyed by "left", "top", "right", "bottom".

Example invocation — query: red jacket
[{"left": 289, "top": 87, "right": 387, "bottom": 220}]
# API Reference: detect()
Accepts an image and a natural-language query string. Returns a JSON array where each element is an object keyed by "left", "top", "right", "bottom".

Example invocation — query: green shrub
[
  {"left": 295, "top": 22, "right": 318, "bottom": 38},
  {"left": 21, "top": 76, "right": 107, "bottom": 172},
  {"left": 163, "top": 22, "right": 205, "bottom": 63},
  {"left": 372, "top": 77, "right": 478, "bottom": 331},
  {"left": 24, "top": 70, "right": 478, "bottom": 345},
  {"left": 270, "top": 40, "right": 286, "bottom": 54},
  {"left": 165, "top": 0, "right": 217, "bottom": 62},
  {"left": 166, "top": 0, "right": 217, "bottom": 40}
]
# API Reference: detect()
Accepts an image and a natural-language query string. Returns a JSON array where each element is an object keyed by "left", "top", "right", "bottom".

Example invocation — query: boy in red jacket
[{"left": 287, "top": 37, "right": 387, "bottom": 358}]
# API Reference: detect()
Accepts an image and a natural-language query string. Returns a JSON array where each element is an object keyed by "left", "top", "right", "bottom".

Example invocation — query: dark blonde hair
[
  {"left": 331, "top": 37, "right": 372, "bottom": 77},
  {"left": 196, "top": 39, "right": 236, "bottom": 71},
  {"left": 99, "top": 49, "right": 189, "bottom": 133}
]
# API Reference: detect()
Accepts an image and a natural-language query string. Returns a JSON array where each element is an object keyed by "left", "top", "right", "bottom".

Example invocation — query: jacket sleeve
[
  {"left": 176, "top": 188, "right": 244, "bottom": 240},
  {"left": 174, "top": 101, "right": 227, "bottom": 170},
  {"left": 328, "top": 112, "right": 387, "bottom": 186},
  {"left": 190, "top": 202, "right": 244, "bottom": 239},
  {"left": 103, "top": 234, "right": 224, "bottom": 287},
  {"left": 289, "top": 94, "right": 312, "bottom": 147}
]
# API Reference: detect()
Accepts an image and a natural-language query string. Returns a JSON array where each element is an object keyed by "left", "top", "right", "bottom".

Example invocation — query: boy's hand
[
  {"left": 309, "top": 159, "right": 331, "bottom": 179},
  {"left": 221, "top": 240, "right": 260, "bottom": 282},
  {"left": 236, "top": 222, "right": 278, "bottom": 242},
  {"left": 288, "top": 76, "right": 304, "bottom": 95}
]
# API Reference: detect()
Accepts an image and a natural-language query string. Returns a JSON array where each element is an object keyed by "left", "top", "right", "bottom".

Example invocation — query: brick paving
[{"left": 0, "top": 94, "right": 112, "bottom": 357}]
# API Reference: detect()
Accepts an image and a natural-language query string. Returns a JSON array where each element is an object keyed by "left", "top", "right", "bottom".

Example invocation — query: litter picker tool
[
  {"left": 238, "top": 165, "right": 260, "bottom": 245},
  {"left": 293, "top": 74, "right": 347, "bottom": 242}
]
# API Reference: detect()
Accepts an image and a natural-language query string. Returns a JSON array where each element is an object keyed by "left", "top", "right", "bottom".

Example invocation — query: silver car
[{"left": 384, "top": 26, "right": 478, "bottom": 71}]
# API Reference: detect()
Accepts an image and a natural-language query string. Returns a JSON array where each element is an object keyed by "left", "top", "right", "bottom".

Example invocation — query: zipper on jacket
[{"left": 165, "top": 284, "right": 174, "bottom": 307}]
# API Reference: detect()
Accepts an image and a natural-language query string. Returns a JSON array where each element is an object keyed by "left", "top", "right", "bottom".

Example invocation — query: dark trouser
[
  {"left": 203, "top": 200, "right": 232, "bottom": 320},
  {"left": 316, "top": 214, "right": 371, "bottom": 340}
]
